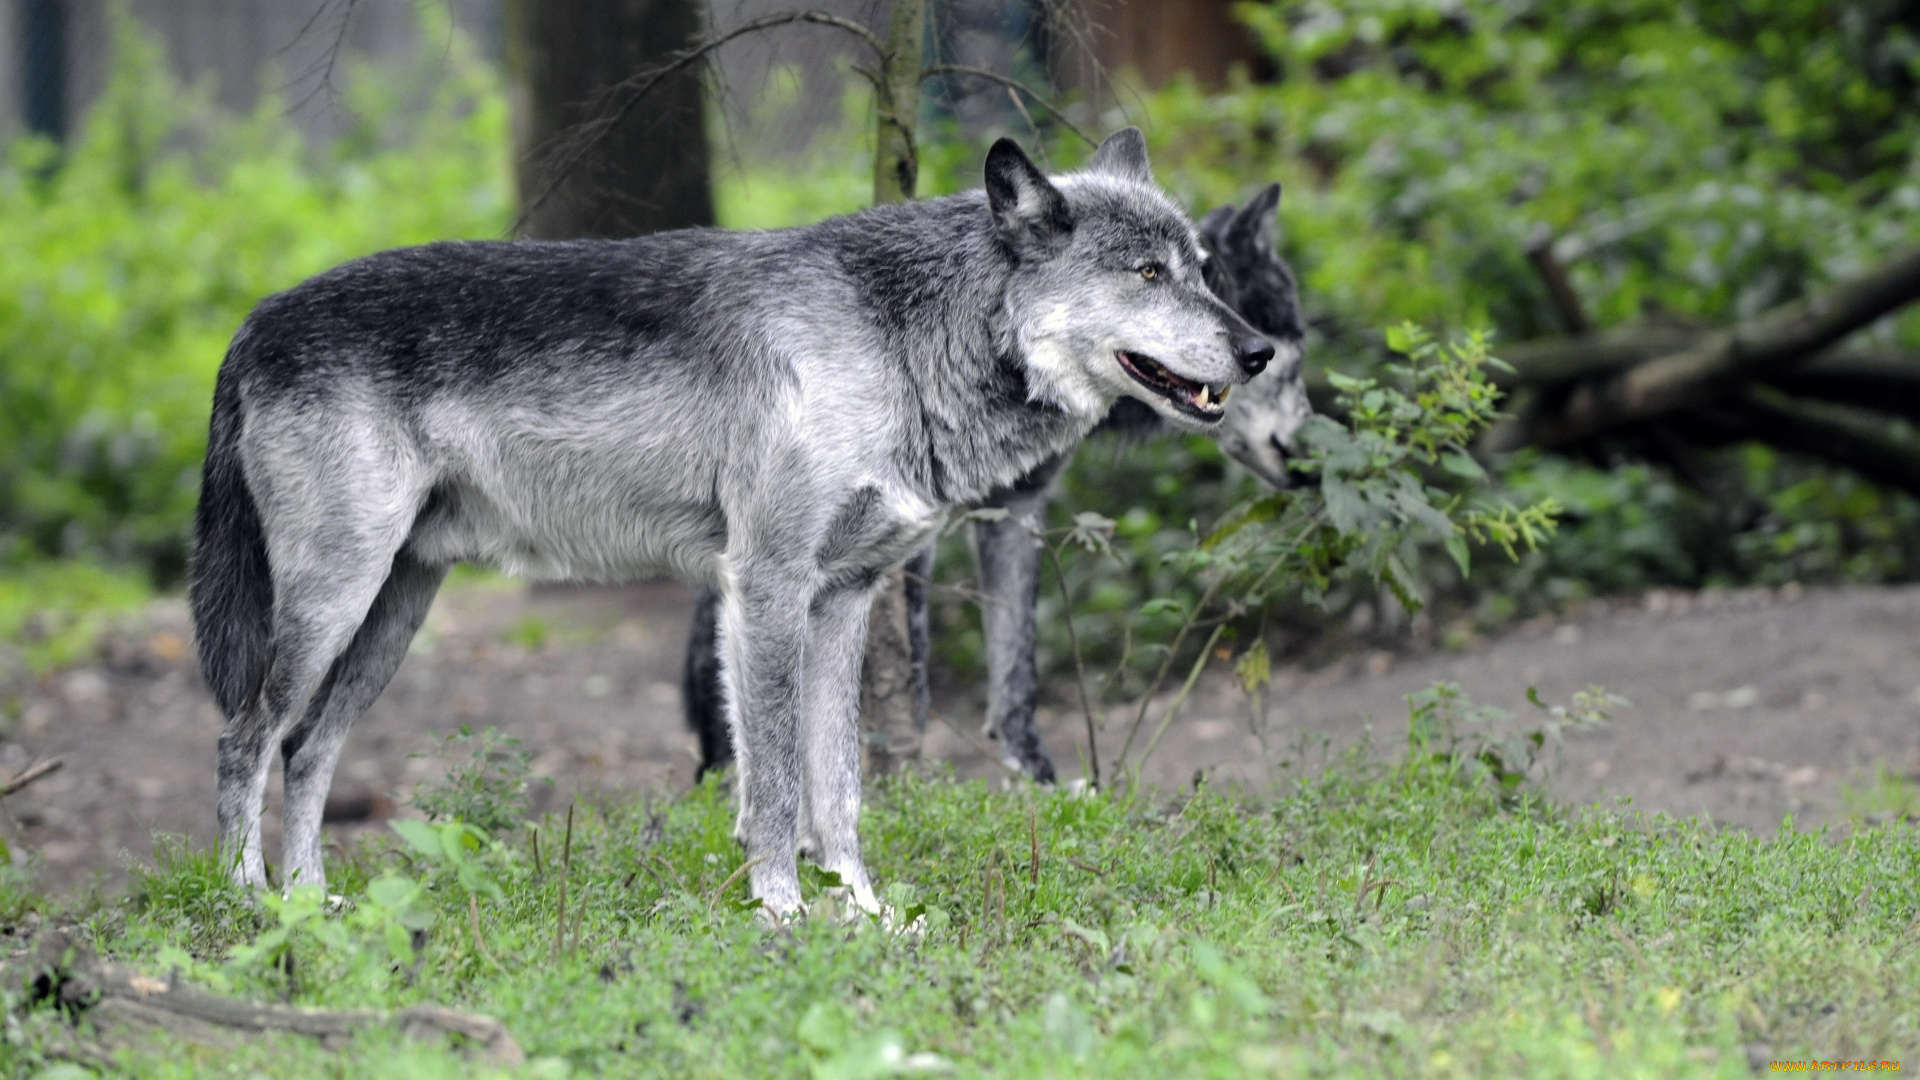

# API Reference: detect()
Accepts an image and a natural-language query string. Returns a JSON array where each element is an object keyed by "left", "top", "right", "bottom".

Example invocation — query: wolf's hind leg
[
  {"left": 216, "top": 493, "right": 418, "bottom": 889},
  {"left": 800, "top": 584, "right": 879, "bottom": 913},
  {"left": 683, "top": 587, "right": 732, "bottom": 778},
  {"left": 717, "top": 565, "right": 811, "bottom": 916},
  {"left": 971, "top": 485, "right": 1056, "bottom": 781},
  {"left": 278, "top": 550, "right": 447, "bottom": 891}
]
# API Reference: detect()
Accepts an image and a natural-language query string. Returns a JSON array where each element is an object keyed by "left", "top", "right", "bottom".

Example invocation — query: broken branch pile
[
  {"left": 1, "top": 925, "right": 523, "bottom": 1069},
  {"left": 1490, "top": 244, "right": 1920, "bottom": 494}
]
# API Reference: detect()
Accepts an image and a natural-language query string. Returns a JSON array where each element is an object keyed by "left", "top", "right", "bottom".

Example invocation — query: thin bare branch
[
  {"left": 1044, "top": 544, "right": 1102, "bottom": 789},
  {"left": 1134, "top": 624, "right": 1227, "bottom": 775},
  {"left": 0, "top": 758, "right": 62, "bottom": 798},
  {"left": 515, "top": 9, "right": 887, "bottom": 235},
  {"left": 1524, "top": 228, "right": 1591, "bottom": 336},
  {"left": 920, "top": 64, "right": 1100, "bottom": 148}
]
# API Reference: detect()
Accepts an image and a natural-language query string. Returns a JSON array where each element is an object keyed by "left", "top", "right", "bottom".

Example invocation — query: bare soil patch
[{"left": 3, "top": 579, "right": 1915, "bottom": 893}]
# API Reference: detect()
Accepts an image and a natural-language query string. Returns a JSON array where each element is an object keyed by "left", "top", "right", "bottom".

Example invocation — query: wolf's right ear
[
  {"left": 986, "top": 138, "right": 1073, "bottom": 257},
  {"left": 1087, "top": 127, "right": 1151, "bottom": 184}
]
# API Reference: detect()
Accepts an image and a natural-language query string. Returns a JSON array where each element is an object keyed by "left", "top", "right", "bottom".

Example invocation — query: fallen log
[
  {"left": 3, "top": 926, "right": 523, "bottom": 1068},
  {"left": 1520, "top": 245, "right": 1920, "bottom": 447},
  {"left": 1713, "top": 387, "right": 1920, "bottom": 497}
]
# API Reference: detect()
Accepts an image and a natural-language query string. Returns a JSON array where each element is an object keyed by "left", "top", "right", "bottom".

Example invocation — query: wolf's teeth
[{"left": 1216, "top": 385, "right": 1232, "bottom": 403}]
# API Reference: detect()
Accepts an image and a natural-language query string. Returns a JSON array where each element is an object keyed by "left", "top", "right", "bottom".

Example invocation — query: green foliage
[
  {"left": 124, "top": 835, "right": 263, "bottom": 959},
  {"left": 0, "top": 561, "right": 150, "bottom": 671},
  {"left": 1407, "top": 681, "right": 1626, "bottom": 795},
  {"left": 919, "top": 0, "right": 1920, "bottom": 652},
  {"left": 0, "top": 9, "right": 508, "bottom": 583},
  {"left": 409, "top": 727, "right": 536, "bottom": 837},
  {"left": 1028, "top": 326, "right": 1555, "bottom": 739},
  {"left": 390, "top": 818, "right": 508, "bottom": 903},
  {"left": 220, "top": 880, "right": 429, "bottom": 995},
  {"left": 1137, "top": 0, "right": 1920, "bottom": 342},
  {"left": 51, "top": 688, "right": 1919, "bottom": 1076}
]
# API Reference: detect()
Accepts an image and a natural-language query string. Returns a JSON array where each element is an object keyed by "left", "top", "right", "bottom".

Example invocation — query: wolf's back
[{"left": 190, "top": 347, "right": 273, "bottom": 720}]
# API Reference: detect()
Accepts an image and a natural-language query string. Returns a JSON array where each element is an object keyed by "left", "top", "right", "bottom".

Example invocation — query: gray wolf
[
  {"left": 190, "top": 129, "right": 1274, "bottom": 916},
  {"left": 682, "top": 184, "right": 1310, "bottom": 780}
]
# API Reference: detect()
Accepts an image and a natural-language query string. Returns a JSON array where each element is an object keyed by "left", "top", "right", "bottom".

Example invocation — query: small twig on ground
[
  {"left": 648, "top": 852, "right": 693, "bottom": 893},
  {"left": 1274, "top": 872, "right": 1299, "bottom": 904},
  {"left": 1606, "top": 921, "right": 1645, "bottom": 965},
  {"left": 708, "top": 856, "right": 766, "bottom": 914},
  {"left": 1115, "top": 577, "right": 1227, "bottom": 772},
  {"left": 1028, "top": 805, "right": 1040, "bottom": 886},
  {"left": 1044, "top": 545, "right": 1102, "bottom": 789},
  {"left": 0, "top": 758, "right": 63, "bottom": 798},
  {"left": 468, "top": 896, "right": 503, "bottom": 972},
  {"left": 551, "top": 804, "right": 574, "bottom": 964},
  {"left": 930, "top": 710, "right": 1018, "bottom": 775},
  {"left": 1134, "top": 624, "right": 1228, "bottom": 774},
  {"left": 1064, "top": 855, "right": 1106, "bottom": 878}
]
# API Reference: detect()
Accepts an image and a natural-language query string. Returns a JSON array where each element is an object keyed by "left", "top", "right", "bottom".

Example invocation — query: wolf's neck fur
[{"left": 811, "top": 192, "right": 1108, "bottom": 507}]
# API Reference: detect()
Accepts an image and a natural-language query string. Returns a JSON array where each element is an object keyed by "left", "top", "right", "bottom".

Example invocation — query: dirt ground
[{"left": 2, "top": 578, "right": 1916, "bottom": 894}]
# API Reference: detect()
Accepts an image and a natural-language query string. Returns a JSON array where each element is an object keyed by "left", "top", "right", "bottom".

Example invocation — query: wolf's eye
[{"left": 1139, "top": 263, "right": 1162, "bottom": 281}]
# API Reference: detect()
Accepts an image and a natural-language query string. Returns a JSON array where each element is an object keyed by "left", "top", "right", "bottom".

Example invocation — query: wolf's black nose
[{"left": 1235, "top": 336, "right": 1274, "bottom": 376}]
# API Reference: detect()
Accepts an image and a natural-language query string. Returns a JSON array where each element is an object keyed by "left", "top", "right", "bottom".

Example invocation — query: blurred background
[{"left": 1, "top": 0, "right": 1919, "bottom": 884}]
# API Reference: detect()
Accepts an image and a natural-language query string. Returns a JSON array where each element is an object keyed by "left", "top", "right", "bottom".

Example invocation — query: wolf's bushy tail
[{"left": 190, "top": 357, "right": 273, "bottom": 720}]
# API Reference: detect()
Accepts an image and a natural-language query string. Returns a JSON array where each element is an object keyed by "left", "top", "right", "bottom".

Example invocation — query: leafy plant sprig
[{"left": 1056, "top": 324, "right": 1562, "bottom": 782}]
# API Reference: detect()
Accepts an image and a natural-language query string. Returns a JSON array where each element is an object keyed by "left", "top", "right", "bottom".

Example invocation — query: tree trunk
[
  {"left": 507, "top": 0, "right": 714, "bottom": 240},
  {"left": 857, "top": 0, "right": 929, "bottom": 772},
  {"left": 870, "top": 0, "right": 926, "bottom": 206}
]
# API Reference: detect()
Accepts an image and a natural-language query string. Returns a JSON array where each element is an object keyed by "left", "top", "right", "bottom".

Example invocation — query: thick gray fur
[
  {"left": 190, "top": 130, "right": 1271, "bottom": 916},
  {"left": 683, "top": 184, "right": 1310, "bottom": 780}
]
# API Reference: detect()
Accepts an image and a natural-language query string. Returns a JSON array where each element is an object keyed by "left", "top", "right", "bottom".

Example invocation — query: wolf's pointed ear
[
  {"left": 1197, "top": 203, "right": 1236, "bottom": 251},
  {"left": 1231, "top": 183, "right": 1282, "bottom": 254},
  {"left": 1087, "top": 127, "right": 1152, "bottom": 184},
  {"left": 986, "top": 138, "right": 1073, "bottom": 256}
]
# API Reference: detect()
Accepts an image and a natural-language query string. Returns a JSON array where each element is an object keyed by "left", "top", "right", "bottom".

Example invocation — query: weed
[{"left": 409, "top": 726, "right": 536, "bottom": 836}]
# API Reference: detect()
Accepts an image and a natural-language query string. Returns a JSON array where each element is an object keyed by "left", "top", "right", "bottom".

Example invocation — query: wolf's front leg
[
  {"left": 717, "top": 565, "right": 811, "bottom": 917},
  {"left": 800, "top": 584, "right": 881, "bottom": 914}
]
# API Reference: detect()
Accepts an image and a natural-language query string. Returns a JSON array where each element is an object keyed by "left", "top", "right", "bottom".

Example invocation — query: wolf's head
[
  {"left": 1199, "top": 185, "right": 1313, "bottom": 488},
  {"left": 989, "top": 130, "right": 1273, "bottom": 432}
]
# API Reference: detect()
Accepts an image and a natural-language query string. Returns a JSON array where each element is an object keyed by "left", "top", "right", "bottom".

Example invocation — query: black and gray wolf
[
  {"left": 681, "top": 184, "right": 1310, "bottom": 781},
  {"left": 190, "top": 129, "right": 1275, "bottom": 916}
]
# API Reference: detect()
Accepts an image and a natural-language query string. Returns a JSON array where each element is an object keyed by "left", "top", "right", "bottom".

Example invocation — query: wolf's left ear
[
  {"left": 1087, "top": 127, "right": 1152, "bottom": 184},
  {"left": 986, "top": 138, "right": 1073, "bottom": 256}
]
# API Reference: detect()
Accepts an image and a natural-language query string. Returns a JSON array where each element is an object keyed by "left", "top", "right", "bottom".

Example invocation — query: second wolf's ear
[
  {"left": 1231, "top": 183, "right": 1282, "bottom": 255},
  {"left": 1087, "top": 127, "right": 1152, "bottom": 184},
  {"left": 986, "top": 138, "right": 1073, "bottom": 256}
]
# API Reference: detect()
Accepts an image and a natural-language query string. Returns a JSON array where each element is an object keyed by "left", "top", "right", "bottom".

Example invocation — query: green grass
[{"left": 10, "top": 710, "right": 1915, "bottom": 1079}]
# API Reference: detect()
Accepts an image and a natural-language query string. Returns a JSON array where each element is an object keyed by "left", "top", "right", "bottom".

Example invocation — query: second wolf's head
[
  {"left": 1200, "top": 184, "right": 1312, "bottom": 488},
  {"left": 990, "top": 130, "right": 1273, "bottom": 432}
]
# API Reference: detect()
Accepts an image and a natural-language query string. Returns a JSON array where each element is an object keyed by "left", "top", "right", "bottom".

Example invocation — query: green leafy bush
[
  {"left": 0, "top": 10, "right": 508, "bottom": 583},
  {"left": 409, "top": 727, "right": 536, "bottom": 836}
]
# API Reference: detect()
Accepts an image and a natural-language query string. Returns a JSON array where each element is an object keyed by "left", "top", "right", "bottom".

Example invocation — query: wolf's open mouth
[{"left": 1117, "top": 351, "right": 1230, "bottom": 420}]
